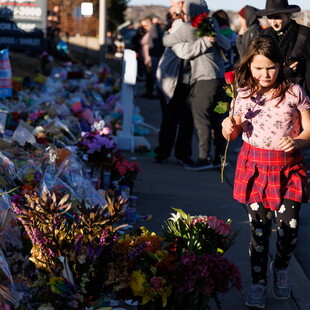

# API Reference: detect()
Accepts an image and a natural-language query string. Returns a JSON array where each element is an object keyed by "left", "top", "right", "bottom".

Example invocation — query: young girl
[{"left": 222, "top": 35, "right": 310, "bottom": 309}]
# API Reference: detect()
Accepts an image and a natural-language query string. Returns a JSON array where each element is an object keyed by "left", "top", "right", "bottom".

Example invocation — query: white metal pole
[{"left": 99, "top": 0, "right": 107, "bottom": 64}]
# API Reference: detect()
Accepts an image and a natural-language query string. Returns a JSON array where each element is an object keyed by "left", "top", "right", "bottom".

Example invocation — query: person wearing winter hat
[
  {"left": 212, "top": 9, "right": 239, "bottom": 71},
  {"left": 256, "top": 0, "right": 310, "bottom": 95},
  {"left": 236, "top": 5, "right": 262, "bottom": 59}
]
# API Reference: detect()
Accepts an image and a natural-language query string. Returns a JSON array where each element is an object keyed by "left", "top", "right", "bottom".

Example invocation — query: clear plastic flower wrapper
[
  {"left": 0, "top": 248, "right": 21, "bottom": 308},
  {"left": 0, "top": 194, "right": 22, "bottom": 250},
  {"left": 50, "top": 117, "right": 80, "bottom": 146},
  {"left": 0, "top": 151, "right": 20, "bottom": 188},
  {"left": 40, "top": 147, "right": 106, "bottom": 208}
]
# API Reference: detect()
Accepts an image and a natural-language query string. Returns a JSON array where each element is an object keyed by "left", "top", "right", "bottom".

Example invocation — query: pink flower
[
  {"left": 151, "top": 276, "right": 163, "bottom": 290},
  {"left": 191, "top": 216, "right": 208, "bottom": 225},
  {"left": 114, "top": 159, "right": 142, "bottom": 177},
  {"left": 101, "top": 127, "right": 110, "bottom": 135},
  {"left": 207, "top": 216, "right": 232, "bottom": 237},
  {"left": 28, "top": 110, "right": 45, "bottom": 122}
]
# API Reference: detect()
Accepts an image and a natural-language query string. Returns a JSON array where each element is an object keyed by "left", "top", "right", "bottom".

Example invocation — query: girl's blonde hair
[{"left": 235, "top": 34, "right": 291, "bottom": 100}]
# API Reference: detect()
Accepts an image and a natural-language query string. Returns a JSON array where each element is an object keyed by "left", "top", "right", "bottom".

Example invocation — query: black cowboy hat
[{"left": 256, "top": 0, "right": 301, "bottom": 16}]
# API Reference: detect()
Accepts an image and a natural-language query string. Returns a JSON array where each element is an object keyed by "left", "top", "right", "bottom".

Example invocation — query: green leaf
[
  {"left": 171, "top": 208, "right": 187, "bottom": 220},
  {"left": 224, "top": 86, "right": 234, "bottom": 98},
  {"left": 214, "top": 101, "right": 229, "bottom": 114}
]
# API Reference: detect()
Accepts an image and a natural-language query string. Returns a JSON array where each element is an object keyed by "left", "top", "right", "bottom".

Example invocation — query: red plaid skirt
[{"left": 233, "top": 142, "right": 309, "bottom": 211}]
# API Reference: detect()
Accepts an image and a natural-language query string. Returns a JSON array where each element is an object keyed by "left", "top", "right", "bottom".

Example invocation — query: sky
[{"left": 128, "top": 0, "right": 310, "bottom": 12}]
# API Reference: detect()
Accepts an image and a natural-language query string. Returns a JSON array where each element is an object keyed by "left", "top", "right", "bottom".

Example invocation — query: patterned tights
[{"left": 246, "top": 199, "right": 300, "bottom": 285}]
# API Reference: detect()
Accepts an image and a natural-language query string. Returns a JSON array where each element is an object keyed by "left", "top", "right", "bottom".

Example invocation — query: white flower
[
  {"left": 254, "top": 266, "right": 262, "bottom": 273},
  {"left": 169, "top": 212, "right": 181, "bottom": 222},
  {"left": 255, "top": 228, "right": 263, "bottom": 237},
  {"left": 250, "top": 203, "right": 260, "bottom": 211},
  {"left": 278, "top": 205, "right": 286, "bottom": 213},
  {"left": 92, "top": 120, "right": 105, "bottom": 131},
  {"left": 33, "top": 126, "right": 45, "bottom": 135},
  {"left": 78, "top": 254, "right": 86, "bottom": 264},
  {"left": 289, "top": 219, "right": 297, "bottom": 229}
]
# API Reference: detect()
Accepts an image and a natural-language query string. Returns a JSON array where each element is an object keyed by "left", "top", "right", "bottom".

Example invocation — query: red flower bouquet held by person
[{"left": 191, "top": 12, "right": 216, "bottom": 37}]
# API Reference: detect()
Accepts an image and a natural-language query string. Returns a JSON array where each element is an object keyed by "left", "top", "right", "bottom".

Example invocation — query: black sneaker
[
  {"left": 245, "top": 284, "right": 266, "bottom": 309},
  {"left": 176, "top": 157, "right": 194, "bottom": 166},
  {"left": 184, "top": 158, "right": 213, "bottom": 171},
  {"left": 270, "top": 261, "right": 291, "bottom": 299}
]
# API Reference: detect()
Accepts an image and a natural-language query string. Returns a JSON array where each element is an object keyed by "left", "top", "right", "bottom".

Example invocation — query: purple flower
[{"left": 75, "top": 234, "right": 83, "bottom": 254}]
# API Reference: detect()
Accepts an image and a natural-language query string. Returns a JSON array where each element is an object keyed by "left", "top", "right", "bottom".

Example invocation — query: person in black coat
[
  {"left": 256, "top": 0, "right": 310, "bottom": 95},
  {"left": 236, "top": 5, "right": 262, "bottom": 59}
]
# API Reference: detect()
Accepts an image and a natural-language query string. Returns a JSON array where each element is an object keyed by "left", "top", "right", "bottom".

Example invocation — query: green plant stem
[
  {"left": 220, "top": 138, "right": 230, "bottom": 183},
  {"left": 221, "top": 96, "right": 236, "bottom": 183}
]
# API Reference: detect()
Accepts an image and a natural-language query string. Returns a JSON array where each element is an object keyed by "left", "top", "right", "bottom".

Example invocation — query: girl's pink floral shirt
[{"left": 234, "top": 84, "right": 310, "bottom": 150}]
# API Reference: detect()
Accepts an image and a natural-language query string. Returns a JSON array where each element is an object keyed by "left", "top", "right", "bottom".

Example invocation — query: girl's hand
[
  {"left": 222, "top": 117, "right": 236, "bottom": 135},
  {"left": 279, "top": 136, "right": 297, "bottom": 152},
  {"left": 289, "top": 61, "right": 298, "bottom": 72}
]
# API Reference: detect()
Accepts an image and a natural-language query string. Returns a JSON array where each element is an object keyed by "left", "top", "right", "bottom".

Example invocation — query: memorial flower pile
[
  {"left": 106, "top": 209, "right": 242, "bottom": 310},
  {"left": 10, "top": 190, "right": 128, "bottom": 309}
]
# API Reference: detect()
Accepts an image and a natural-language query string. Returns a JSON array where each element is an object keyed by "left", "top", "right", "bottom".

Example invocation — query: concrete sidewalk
[{"left": 125, "top": 83, "right": 310, "bottom": 309}]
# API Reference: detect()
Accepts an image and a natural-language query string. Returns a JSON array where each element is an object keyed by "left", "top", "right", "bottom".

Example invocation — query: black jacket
[
  {"left": 149, "top": 23, "right": 164, "bottom": 58},
  {"left": 236, "top": 6, "right": 262, "bottom": 59},
  {"left": 262, "top": 20, "right": 310, "bottom": 95}
]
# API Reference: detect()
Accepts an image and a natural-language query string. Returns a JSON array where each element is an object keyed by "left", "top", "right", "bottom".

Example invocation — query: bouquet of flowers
[
  {"left": 191, "top": 12, "right": 216, "bottom": 37},
  {"left": 106, "top": 209, "right": 241, "bottom": 310},
  {"left": 10, "top": 190, "right": 128, "bottom": 308},
  {"left": 76, "top": 131, "right": 120, "bottom": 165},
  {"left": 112, "top": 158, "right": 142, "bottom": 186},
  {"left": 105, "top": 227, "right": 176, "bottom": 307},
  {"left": 162, "top": 208, "right": 242, "bottom": 310}
]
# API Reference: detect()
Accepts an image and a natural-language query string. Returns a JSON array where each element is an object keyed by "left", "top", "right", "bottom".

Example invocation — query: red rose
[
  {"left": 191, "top": 12, "right": 208, "bottom": 28},
  {"left": 224, "top": 71, "right": 235, "bottom": 85}
]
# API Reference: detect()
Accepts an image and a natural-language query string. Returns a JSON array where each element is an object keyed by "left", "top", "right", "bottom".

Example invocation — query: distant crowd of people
[
  {"left": 128, "top": 0, "right": 310, "bottom": 172},
  {"left": 129, "top": 0, "right": 310, "bottom": 309}
]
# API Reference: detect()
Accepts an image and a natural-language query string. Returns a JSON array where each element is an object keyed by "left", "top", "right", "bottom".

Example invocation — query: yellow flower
[
  {"left": 217, "top": 248, "right": 224, "bottom": 254},
  {"left": 141, "top": 293, "right": 152, "bottom": 305},
  {"left": 161, "top": 283, "right": 173, "bottom": 307},
  {"left": 155, "top": 249, "right": 168, "bottom": 260},
  {"left": 130, "top": 270, "right": 146, "bottom": 296}
]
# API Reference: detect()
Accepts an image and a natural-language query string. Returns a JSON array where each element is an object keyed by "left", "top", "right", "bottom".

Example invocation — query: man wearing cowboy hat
[{"left": 256, "top": 0, "right": 310, "bottom": 95}]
